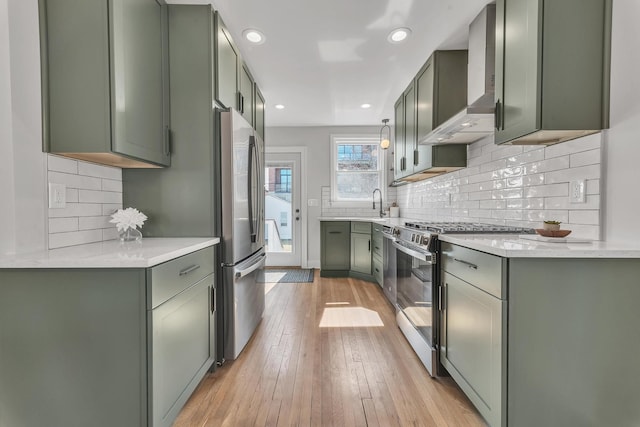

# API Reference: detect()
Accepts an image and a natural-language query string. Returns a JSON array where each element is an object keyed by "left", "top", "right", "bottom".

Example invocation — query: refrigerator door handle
[
  {"left": 247, "top": 135, "right": 257, "bottom": 243},
  {"left": 235, "top": 252, "right": 266, "bottom": 278}
]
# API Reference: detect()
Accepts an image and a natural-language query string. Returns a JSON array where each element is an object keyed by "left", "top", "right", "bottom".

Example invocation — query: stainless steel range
[{"left": 393, "top": 221, "right": 534, "bottom": 376}]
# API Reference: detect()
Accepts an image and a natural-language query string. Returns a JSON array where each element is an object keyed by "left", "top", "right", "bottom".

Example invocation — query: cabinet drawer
[
  {"left": 372, "top": 254, "right": 383, "bottom": 286},
  {"left": 440, "top": 242, "right": 504, "bottom": 298},
  {"left": 351, "top": 221, "right": 371, "bottom": 234},
  {"left": 150, "top": 246, "right": 215, "bottom": 308},
  {"left": 372, "top": 234, "right": 383, "bottom": 257}
]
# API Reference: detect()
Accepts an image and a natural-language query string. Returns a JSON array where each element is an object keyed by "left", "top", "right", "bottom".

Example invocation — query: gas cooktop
[{"left": 403, "top": 221, "right": 536, "bottom": 234}]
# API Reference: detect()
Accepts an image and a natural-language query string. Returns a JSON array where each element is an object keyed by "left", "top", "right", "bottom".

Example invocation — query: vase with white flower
[{"left": 110, "top": 207, "right": 148, "bottom": 243}]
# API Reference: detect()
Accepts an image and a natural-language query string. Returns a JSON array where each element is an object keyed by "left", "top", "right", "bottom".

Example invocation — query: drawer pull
[
  {"left": 328, "top": 231, "right": 342, "bottom": 234},
  {"left": 454, "top": 258, "right": 478, "bottom": 270},
  {"left": 179, "top": 264, "right": 201, "bottom": 276}
]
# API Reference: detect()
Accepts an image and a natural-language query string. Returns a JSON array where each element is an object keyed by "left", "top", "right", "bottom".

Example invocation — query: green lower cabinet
[
  {"left": 320, "top": 221, "right": 377, "bottom": 282},
  {"left": 0, "top": 247, "right": 216, "bottom": 427},
  {"left": 320, "top": 221, "right": 351, "bottom": 276},
  {"left": 440, "top": 242, "right": 640, "bottom": 427},
  {"left": 350, "top": 232, "right": 372, "bottom": 275}
]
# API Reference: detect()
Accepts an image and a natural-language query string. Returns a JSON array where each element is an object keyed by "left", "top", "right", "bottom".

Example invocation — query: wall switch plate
[
  {"left": 570, "top": 179, "right": 586, "bottom": 203},
  {"left": 48, "top": 183, "right": 66, "bottom": 209}
]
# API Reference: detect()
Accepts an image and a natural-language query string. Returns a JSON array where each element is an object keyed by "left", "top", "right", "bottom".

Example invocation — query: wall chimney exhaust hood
[{"left": 420, "top": 4, "right": 496, "bottom": 145}]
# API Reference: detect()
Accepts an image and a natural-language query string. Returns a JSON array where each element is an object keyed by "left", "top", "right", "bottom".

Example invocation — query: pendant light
[{"left": 379, "top": 119, "right": 391, "bottom": 149}]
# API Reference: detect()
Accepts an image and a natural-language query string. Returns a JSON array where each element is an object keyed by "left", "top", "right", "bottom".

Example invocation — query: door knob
[
  {"left": 295, "top": 209, "right": 300, "bottom": 213},
  {"left": 296, "top": 217, "right": 300, "bottom": 221}
]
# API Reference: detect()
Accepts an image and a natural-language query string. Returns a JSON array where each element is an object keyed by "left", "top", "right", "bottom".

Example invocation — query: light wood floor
[{"left": 173, "top": 273, "right": 486, "bottom": 427}]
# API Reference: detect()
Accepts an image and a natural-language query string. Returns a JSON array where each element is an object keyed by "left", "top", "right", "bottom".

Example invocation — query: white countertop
[
  {"left": 439, "top": 234, "right": 640, "bottom": 258},
  {"left": 0, "top": 237, "right": 220, "bottom": 268}
]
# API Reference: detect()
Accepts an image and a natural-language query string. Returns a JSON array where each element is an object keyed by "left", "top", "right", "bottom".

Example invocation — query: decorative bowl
[{"left": 535, "top": 229, "right": 572, "bottom": 238}]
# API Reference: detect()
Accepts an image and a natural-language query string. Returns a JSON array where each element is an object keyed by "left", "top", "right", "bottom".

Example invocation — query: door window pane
[{"left": 265, "top": 165, "right": 292, "bottom": 253}]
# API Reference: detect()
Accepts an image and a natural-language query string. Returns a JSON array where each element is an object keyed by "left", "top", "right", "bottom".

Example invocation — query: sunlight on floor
[
  {"left": 263, "top": 271, "right": 287, "bottom": 283},
  {"left": 319, "top": 307, "right": 384, "bottom": 328},
  {"left": 265, "top": 282, "right": 278, "bottom": 294}
]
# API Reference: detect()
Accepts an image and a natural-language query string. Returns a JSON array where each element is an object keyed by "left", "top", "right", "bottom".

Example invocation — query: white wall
[
  {"left": 0, "top": 0, "right": 16, "bottom": 254},
  {"left": 0, "top": 0, "right": 46, "bottom": 255},
  {"left": 603, "top": 0, "right": 640, "bottom": 243}
]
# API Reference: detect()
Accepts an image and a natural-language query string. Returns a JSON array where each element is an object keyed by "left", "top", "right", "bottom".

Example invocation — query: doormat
[{"left": 259, "top": 269, "right": 315, "bottom": 283}]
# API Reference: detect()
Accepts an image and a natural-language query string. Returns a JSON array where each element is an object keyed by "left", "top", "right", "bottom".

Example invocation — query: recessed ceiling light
[
  {"left": 361, "top": 103, "right": 371, "bottom": 109},
  {"left": 388, "top": 27, "right": 412, "bottom": 44},
  {"left": 275, "top": 104, "right": 285, "bottom": 110},
  {"left": 243, "top": 29, "right": 265, "bottom": 44}
]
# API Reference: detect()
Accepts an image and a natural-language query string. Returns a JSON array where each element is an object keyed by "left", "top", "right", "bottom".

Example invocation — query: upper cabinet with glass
[
  {"left": 494, "top": 0, "right": 612, "bottom": 146},
  {"left": 39, "top": 0, "right": 170, "bottom": 168}
]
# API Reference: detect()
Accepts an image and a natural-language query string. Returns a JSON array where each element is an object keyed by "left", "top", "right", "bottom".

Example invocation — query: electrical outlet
[
  {"left": 570, "top": 179, "right": 586, "bottom": 204},
  {"left": 48, "top": 183, "right": 66, "bottom": 209}
]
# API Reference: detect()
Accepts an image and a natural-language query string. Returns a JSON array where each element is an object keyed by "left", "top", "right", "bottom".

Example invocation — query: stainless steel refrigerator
[{"left": 218, "top": 109, "right": 266, "bottom": 361}]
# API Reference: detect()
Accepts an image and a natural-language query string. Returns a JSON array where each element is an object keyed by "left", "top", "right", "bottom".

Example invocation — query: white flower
[{"left": 110, "top": 207, "right": 148, "bottom": 232}]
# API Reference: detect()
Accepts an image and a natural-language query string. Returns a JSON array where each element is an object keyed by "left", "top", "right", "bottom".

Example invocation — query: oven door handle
[{"left": 392, "top": 240, "right": 434, "bottom": 263}]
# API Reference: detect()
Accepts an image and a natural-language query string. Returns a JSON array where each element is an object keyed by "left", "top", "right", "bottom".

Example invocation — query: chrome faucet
[{"left": 372, "top": 188, "right": 384, "bottom": 218}]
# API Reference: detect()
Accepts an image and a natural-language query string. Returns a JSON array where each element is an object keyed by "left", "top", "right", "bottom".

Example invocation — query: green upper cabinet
[
  {"left": 494, "top": 0, "right": 611, "bottom": 146},
  {"left": 393, "top": 96, "right": 406, "bottom": 179},
  {"left": 415, "top": 51, "right": 468, "bottom": 142},
  {"left": 214, "top": 11, "right": 238, "bottom": 110},
  {"left": 254, "top": 84, "right": 265, "bottom": 140},
  {"left": 39, "top": 0, "right": 170, "bottom": 168},
  {"left": 239, "top": 63, "right": 255, "bottom": 125},
  {"left": 393, "top": 50, "right": 468, "bottom": 182}
]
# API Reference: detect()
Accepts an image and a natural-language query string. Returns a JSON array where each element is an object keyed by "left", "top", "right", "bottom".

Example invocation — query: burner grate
[{"left": 404, "top": 221, "right": 535, "bottom": 234}]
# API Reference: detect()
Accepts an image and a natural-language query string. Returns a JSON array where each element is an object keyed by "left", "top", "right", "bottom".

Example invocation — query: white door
[{"left": 264, "top": 150, "right": 303, "bottom": 267}]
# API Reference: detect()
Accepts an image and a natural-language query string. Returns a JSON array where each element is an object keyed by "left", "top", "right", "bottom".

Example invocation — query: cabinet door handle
[
  {"left": 414, "top": 149, "right": 419, "bottom": 166},
  {"left": 454, "top": 258, "right": 478, "bottom": 270},
  {"left": 179, "top": 264, "right": 201, "bottom": 276},
  {"left": 495, "top": 99, "right": 502, "bottom": 130},
  {"left": 368, "top": 240, "right": 371, "bottom": 252},
  {"left": 164, "top": 126, "right": 171, "bottom": 156},
  {"left": 328, "top": 231, "right": 342, "bottom": 234},
  {"left": 439, "top": 284, "right": 446, "bottom": 311},
  {"left": 211, "top": 286, "right": 216, "bottom": 314}
]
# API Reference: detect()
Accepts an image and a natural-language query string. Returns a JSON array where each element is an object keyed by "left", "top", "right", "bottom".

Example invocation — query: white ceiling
[{"left": 168, "top": 0, "right": 491, "bottom": 127}]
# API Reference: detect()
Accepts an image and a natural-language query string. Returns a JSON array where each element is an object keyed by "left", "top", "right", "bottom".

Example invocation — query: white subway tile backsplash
[
  {"left": 79, "top": 189, "right": 122, "bottom": 204},
  {"left": 523, "top": 184, "right": 568, "bottom": 198},
  {"left": 66, "top": 188, "right": 79, "bottom": 203},
  {"left": 47, "top": 155, "right": 123, "bottom": 249},
  {"left": 78, "top": 216, "right": 112, "bottom": 230},
  {"left": 49, "top": 229, "right": 104, "bottom": 250},
  {"left": 48, "top": 203, "right": 103, "bottom": 218},
  {"left": 78, "top": 162, "right": 122, "bottom": 181},
  {"left": 47, "top": 155, "right": 78, "bottom": 174},
  {"left": 103, "top": 228, "right": 119, "bottom": 241},
  {"left": 586, "top": 179, "right": 600, "bottom": 195},
  {"left": 545, "top": 164, "right": 601, "bottom": 184},
  {"left": 544, "top": 133, "right": 601, "bottom": 158},
  {"left": 102, "top": 204, "right": 123, "bottom": 216},
  {"left": 48, "top": 171, "right": 102, "bottom": 190},
  {"left": 102, "top": 178, "right": 123, "bottom": 192},
  {"left": 48, "top": 217, "right": 78, "bottom": 233},
  {"left": 569, "top": 210, "right": 600, "bottom": 225},
  {"left": 491, "top": 145, "right": 523, "bottom": 161},
  {"left": 570, "top": 149, "right": 601, "bottom": 168}
]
